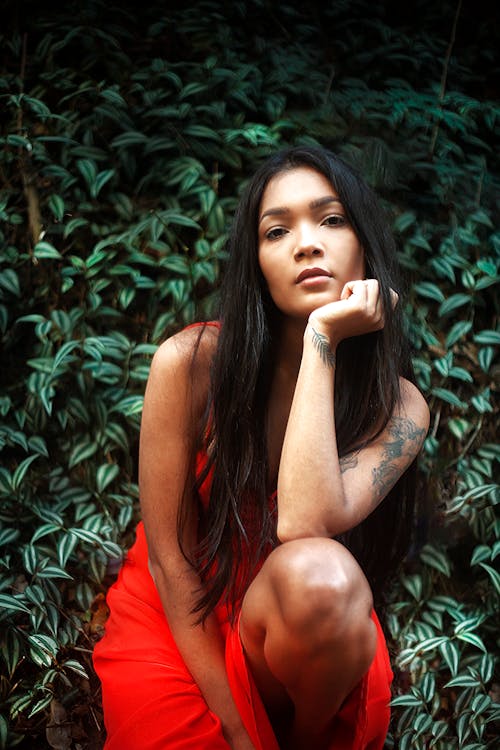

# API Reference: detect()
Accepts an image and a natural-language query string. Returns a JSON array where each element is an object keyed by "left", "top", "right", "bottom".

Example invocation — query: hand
[{"left": 308, "top": 279, "right": 398, "bottom": 347}]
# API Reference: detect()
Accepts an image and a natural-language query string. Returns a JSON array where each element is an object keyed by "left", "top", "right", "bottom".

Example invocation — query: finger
[
  {"left": 340, "top": 281, "right": 355, "bottom": 300},
  {"left": 363, "top": 279, "right": 380, "bottom": 316},
  {"left": 390, "top": 288, "right": 399, "bottom": 309}
]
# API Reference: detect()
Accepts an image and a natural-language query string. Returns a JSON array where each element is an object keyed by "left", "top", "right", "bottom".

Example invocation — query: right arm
[{"left": 139, "top": 328, "right": 255, "bottom": 750}]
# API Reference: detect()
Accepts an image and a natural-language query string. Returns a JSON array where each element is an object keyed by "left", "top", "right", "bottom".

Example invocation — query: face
[{"left": 258, "top": 166, "right": 365, "bottom": 321}]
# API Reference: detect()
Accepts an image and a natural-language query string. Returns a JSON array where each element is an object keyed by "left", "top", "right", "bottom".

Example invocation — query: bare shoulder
[
  {"left": 146, "top": 323, "right": 219, "bottom": 418},
  {"left": 398, "top": 377, "right": 430, "bottom": 432},
  {"left": 152, "top": 323, "right": 219, "bottom": 375}
]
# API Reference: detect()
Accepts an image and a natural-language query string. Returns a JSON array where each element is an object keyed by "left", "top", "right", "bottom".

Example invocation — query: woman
[{"left": 93, "top": 145, "right": 429, "bottom": 750}]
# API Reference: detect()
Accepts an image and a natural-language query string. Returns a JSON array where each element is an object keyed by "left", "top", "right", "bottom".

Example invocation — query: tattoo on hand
[
  {"left": 371, "top": 416, "right": 426, "bottom": 503},
  {"left": 311, "top": 327, "right": 336, "bottom": 368}
]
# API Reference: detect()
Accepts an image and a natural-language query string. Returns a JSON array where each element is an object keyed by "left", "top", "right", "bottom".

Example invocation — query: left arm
[{"left": 276, "top": 282, "right": 429, "bottom": 541}]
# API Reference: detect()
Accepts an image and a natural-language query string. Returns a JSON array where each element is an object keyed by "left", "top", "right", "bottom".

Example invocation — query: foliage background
[{"left": 0, "top": 0, "right": 498, "bottom": 747}]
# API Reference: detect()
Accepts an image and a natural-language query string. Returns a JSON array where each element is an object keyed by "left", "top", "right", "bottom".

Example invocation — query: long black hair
[{"left": 183, "top": 145, "right": 417, "bottom": 621}]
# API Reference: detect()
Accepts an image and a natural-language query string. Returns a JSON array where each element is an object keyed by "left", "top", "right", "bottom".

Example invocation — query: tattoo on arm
[
  {"left": 339, "top": 452, "right": 359, "bottom": 474},
  {"left": 311, "top": 327, "right": 336, "bottom": 368},
  {"left": 371, "top": 416, "right": 426, "bottom": 503}
]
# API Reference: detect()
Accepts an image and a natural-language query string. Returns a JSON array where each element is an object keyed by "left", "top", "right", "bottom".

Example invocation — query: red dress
[
  {"left": 93, "top": 326, "right": 393, "bottom": 749},
  {"left": 93, "top": 523, "right": 392, "bottom": 750}
]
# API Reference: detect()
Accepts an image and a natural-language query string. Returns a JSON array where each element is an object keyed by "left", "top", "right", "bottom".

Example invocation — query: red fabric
[{"left": 93, "top": 520, "right": 392, "bottom": 749}]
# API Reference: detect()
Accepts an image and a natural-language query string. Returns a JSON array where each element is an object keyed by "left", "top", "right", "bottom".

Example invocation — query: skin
[{"left": 140, "top": 166, "right": 430, "bottom": 750}]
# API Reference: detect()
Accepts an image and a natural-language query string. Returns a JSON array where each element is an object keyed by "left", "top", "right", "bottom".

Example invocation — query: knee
[{"left": 265, "top": 538, "right": 374, "bottom": 651}]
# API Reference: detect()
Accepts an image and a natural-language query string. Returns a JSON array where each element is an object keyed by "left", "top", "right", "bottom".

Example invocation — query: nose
[{"left": 294, "top": 223, "right": 324, "bottom": 260}]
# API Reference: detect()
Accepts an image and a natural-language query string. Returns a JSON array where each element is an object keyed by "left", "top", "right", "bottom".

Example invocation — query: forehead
[{"left": 260, "top": 167, "right": 336, "bottom": 212}]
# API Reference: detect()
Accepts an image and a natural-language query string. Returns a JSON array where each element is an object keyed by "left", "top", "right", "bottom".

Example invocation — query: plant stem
[{"left": 428, "top": 0, "right": 463, "bottom": 157}]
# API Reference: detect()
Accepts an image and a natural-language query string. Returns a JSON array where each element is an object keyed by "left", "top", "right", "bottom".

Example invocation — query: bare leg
[{"left": 240, "top": 538, "right": 377, "bottom": 750}]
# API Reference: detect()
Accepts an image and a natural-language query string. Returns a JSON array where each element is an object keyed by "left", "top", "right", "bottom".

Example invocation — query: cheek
[
  {"left": 258, "top": 252, "right": 275, "bottom": 289},
  {"left": 351, "top": 246, "right": 365, "bottom": 278}
]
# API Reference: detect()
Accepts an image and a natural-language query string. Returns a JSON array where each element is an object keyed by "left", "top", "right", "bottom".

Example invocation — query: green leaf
[
  {"left": 391, "top": 694, "right": 423, "bottom": 707},
  {"left": 91, "top": 169, "right": 115, "bottom": 198},
  {"left": 478, "top": 654, "right": 494, "bottom": 683},
  {"left": 101, "top": 540, "right": 123, "bottom": 560},
  {"left": 0, "top": 269, "right": 20, "bottom": 296},
  {"left": 111, "top": 130, "right": 149, "bottom": 147},
  {"left": 449, "top": 366, "right": 473, "bottom": 383},
  {"left": 2, "top": 629, "right": 22, "bottom": 678},
  {"left": 48, "top": 194, "right": 65, "bottom": 221},
  {"left": 402, "top": 574, "right": 422, "bottom": 601},
  {"left": 0, "top": 467, "right": 12, "bottom": 494},
  {"left": 448, "top": 418, "right": 472, "bottom": 440},
  {"left": 64, "top": 217, "right": 89, "bottom": 237},
  {"left": 478, "top": 563, "right": 500, "bottom": 594},
  {"left": 96, "top": 463, "right": 120, "bottom": 493},
  {"left": 420, "top": 672, "right": 436, "bottom": 704},
  {"left": 29, "top": 435, "right": 49, "bottom": 457},
  {"left": 438, "top": 293, "right": 472, "bottom": 316},
  {"left": 28, "top": 633, "right": 59, "bottom": 666},
  {"left": 456, "top": 712, "right": 473, "bottom": 746},
  {"left": 417, "top": 636, "right": 448, "bottom": 653},
  {"left": 0, "top": 527, "right": 20, "bottom": 546},
  {"left": 111, "top": 395, "right": 144, "bottom": 416},
  {"left": 471, "top": 390, "right": 493, "bottom": 414},
  {"left": 27, "top": 694, "right": 53, "bottom": 718},
  {"left": 393, "top": 211, "right": 416, "bottom": 233},
  {"left": 62, "top": 658, "right": 89, "bottom": 679},
  {"left": 104, "top": 422, "right": 129, "bottom": 452},
  {"left": 444, "top": 674, "right": 481, "bottom": 688},
  {"left": 69, "top": 528, "right": 102, "bottom": 545},
  {"left": 471, "top": 694, "right": 491, "bottom": 716},
  {"left": 12, "top": 454, "right": 39, "bottom": 490},
  {"left": 439, "top": 640, "right": 460, "bottom": 676},
  {"left": 37, "top": 565, "right": 73, "bottom": 580},
  {"left": 413, "top": 282, "right": 445, "bottom": 303},
  {"left": 24, "top": 584, "right": 46, "bottom": 609},
  {"left": 68, "top": 440, "right": 98, "bottom": 468},
  {"left": 57, "top": 533, "right": 78, "bottom": 567},
  {"left": 431, "top": 387, "right": 466, "bottom": 409},
  {"left": 76, "top": 158, "right": 97, "bottom": 188},
  {"left": 430, "top": 720, "right": 448, "bottom": 741},
  {"left": 160, "top": 255, "right": 190, "bottom": 274},
  {"left": 0, "top": 593, "right": 30, "bottom": 615},
  {"left": 413, "top": 713, "right": 433, "bottom": 736},
  {"left": 456, "top": 632, "right": 487, "bottom": 652},
  {"left": 420, "top": 544, "right": 451, "bottom": 576},
  {"left": 53, "top": 340, "right": 80, "bottom": 371},
  {"left": 478, "top": 347, "right": 494, "bottom": 373},
  {"left": 430, "top": 257, "right": 456, "bottom": 283},
  {"left": 471, "top": 546, "right": 491, "bottom": 565},
  {"left": 31, "top": 522, "right": 60, "bottom": 543},
  {"left": 446, "top": 320, "right": 472, "bottom": 347},
  {"left": 474, "top": 329, "right": 500, "bottom": 345},
  {"left": 33, "top": 241, "right": 62, "bottom": 259}
]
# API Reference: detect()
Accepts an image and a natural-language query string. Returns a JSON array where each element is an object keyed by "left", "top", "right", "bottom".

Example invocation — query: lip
[{"left": 295, "top": 267, "right": 332, "bottom": 284}]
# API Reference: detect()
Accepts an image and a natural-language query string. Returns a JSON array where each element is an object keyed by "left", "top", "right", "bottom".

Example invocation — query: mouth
[{"left": 295, "top": 267, "right": 332, "bottom": 284}]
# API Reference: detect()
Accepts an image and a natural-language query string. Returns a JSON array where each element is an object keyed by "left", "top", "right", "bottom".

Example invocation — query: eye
[
  {"left": 323, "top": 214, "right": 347, "bottom": 227},
  {"left": 265, "top": 227, "right": 287, "bottom": 241}
]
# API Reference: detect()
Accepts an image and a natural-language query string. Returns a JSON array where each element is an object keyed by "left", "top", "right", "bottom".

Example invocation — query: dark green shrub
[{"left": 0, "top": 1, "right": 498, "bottom": 747}]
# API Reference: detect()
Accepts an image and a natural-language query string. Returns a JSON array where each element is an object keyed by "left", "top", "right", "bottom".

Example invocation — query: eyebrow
[{"left": 259, "top": 196, "right": 341, "bottom": 224}]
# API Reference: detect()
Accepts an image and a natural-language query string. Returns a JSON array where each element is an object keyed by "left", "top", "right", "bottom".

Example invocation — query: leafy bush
[{"left": 0, "top": 1, "right": 498, "bottom": 747}]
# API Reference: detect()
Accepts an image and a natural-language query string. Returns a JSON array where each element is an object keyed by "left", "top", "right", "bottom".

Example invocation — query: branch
[
  {"left": 17, "top": 32, "right": 43, "bottom": 246},
  {"left": 428, "top": 0, "right": 463, "bottom": 157}
]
